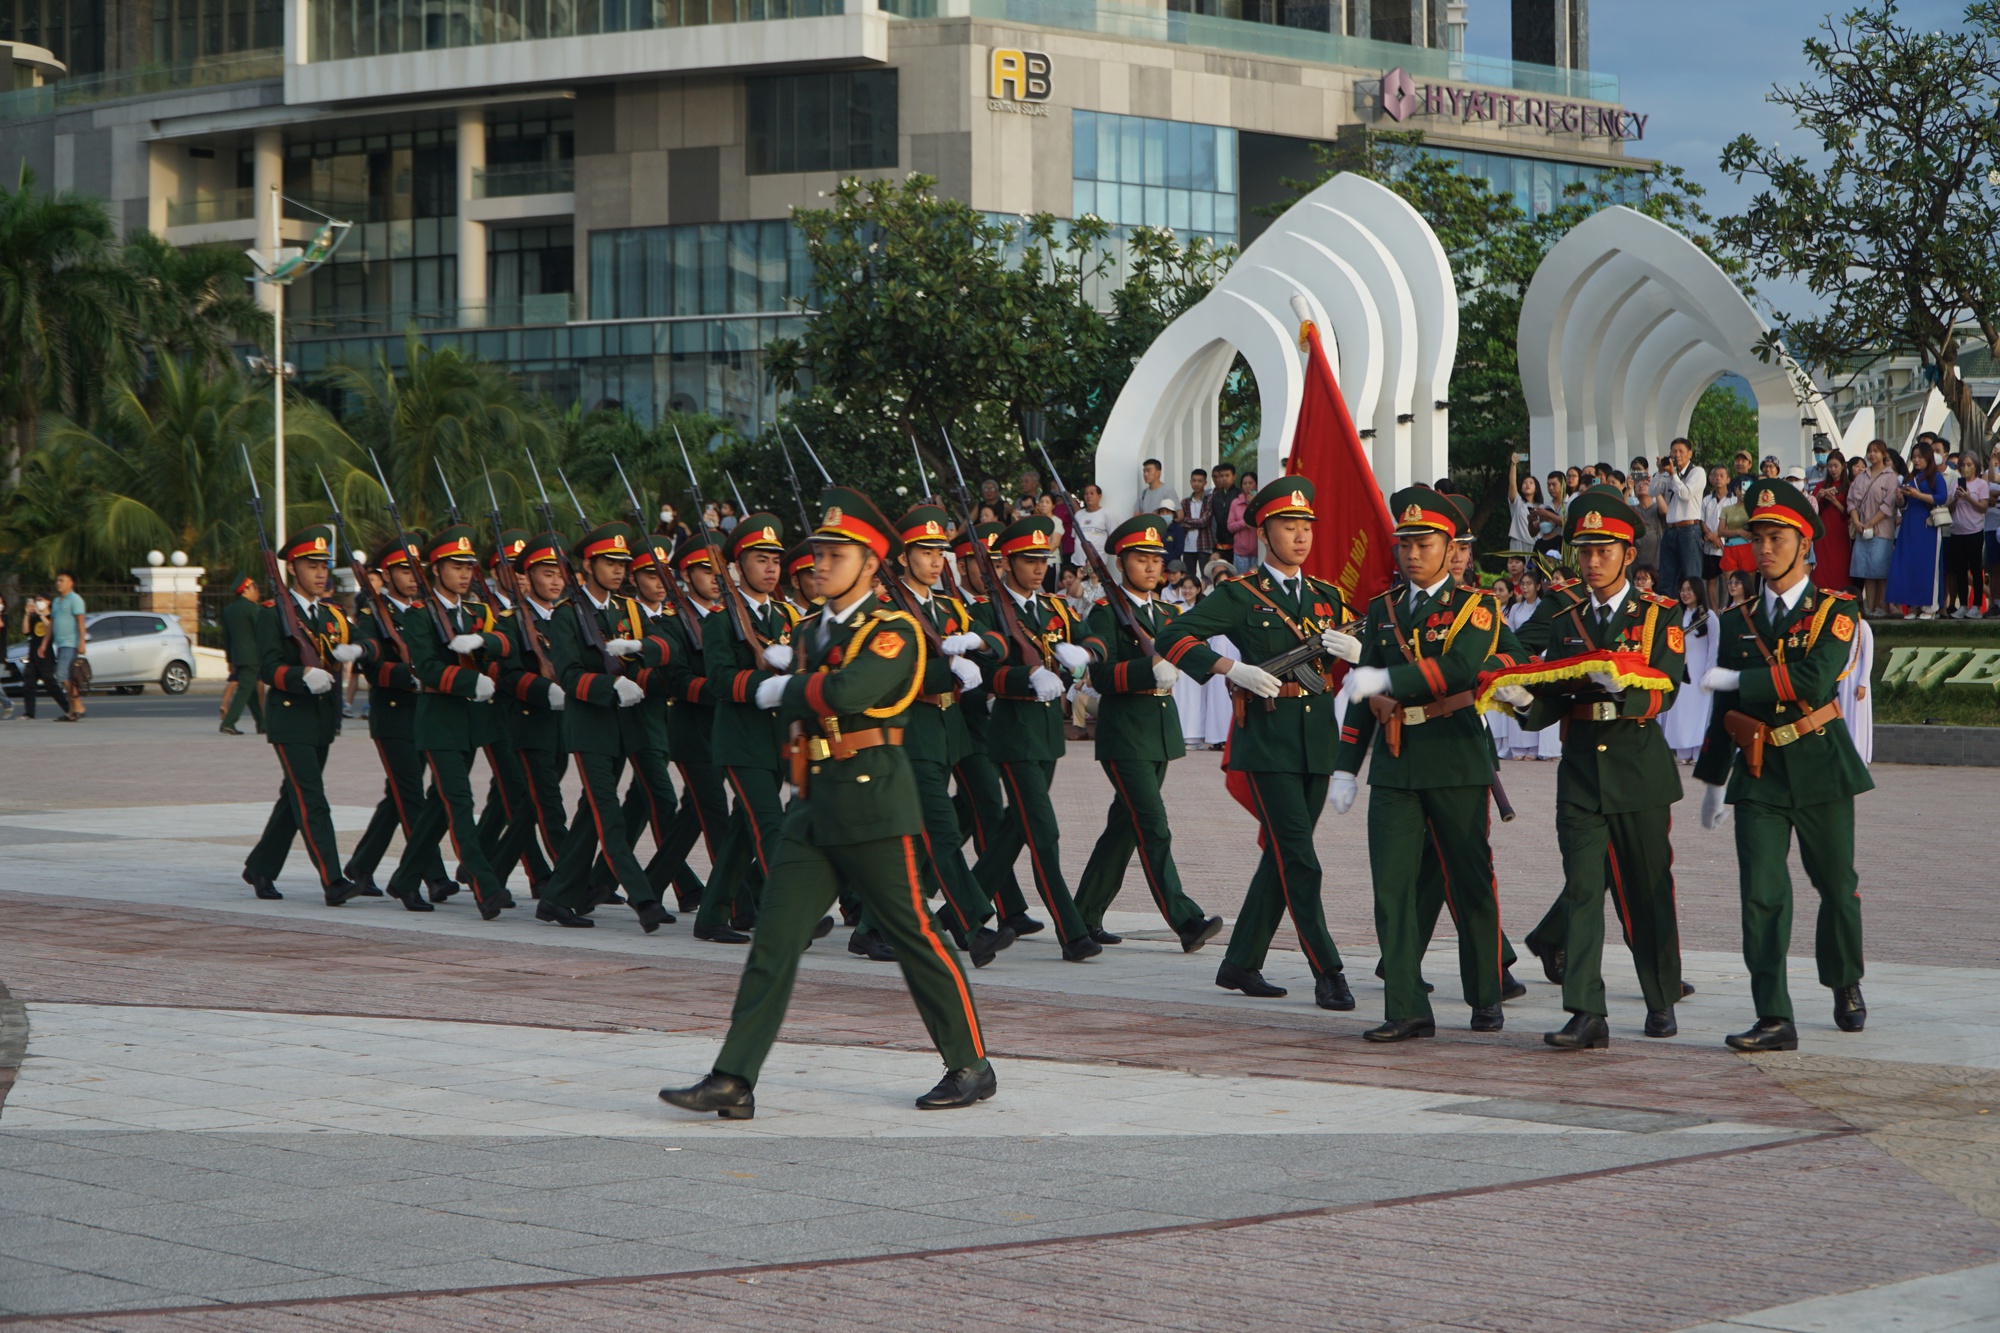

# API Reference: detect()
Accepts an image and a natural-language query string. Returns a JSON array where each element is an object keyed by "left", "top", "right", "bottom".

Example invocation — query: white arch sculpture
[
  {"left": 1093, "top": 173, "right": 1456, "bottom": 518},
  {"left": 1520, "top": 205, "right": 1821, "bottom": 479}
]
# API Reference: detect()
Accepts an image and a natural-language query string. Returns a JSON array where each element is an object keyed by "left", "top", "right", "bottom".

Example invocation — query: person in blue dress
[{"left": 1887, "top": 437, "right": 1948, "bottom": 618}]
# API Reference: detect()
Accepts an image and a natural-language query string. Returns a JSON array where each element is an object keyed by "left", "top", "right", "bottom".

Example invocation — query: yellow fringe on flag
[{"left": 1474, "top": 649, "right": 1673, "bottom": 714}]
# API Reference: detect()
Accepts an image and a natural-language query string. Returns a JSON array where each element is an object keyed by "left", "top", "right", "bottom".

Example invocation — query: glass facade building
[
  {"left": 1072, "top": 109, "right": 1236, "bottom": 247},
  {"left": 589, "top": 219, "right": 809, "bottom": 320},
  {"left": 1419, "top": 143, "right": 1628, "bottom": 217}
]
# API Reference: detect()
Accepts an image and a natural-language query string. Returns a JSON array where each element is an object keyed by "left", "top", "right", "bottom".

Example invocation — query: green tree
[
  {"left": 122, "top": 231, "right": 270, "bottom": 375},
  {"left": 1686, "top": 383, "right": 1760, "bottom": 470},
  {"left": 1717, "top": 1, "right": 2000, "bottom": 451}
]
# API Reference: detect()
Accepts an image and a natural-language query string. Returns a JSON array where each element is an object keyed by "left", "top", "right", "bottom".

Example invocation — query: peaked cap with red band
[
  {"left": 898, "top": 503, "right": 953, "bottom": 549},
  {"left": 1389, "top": 485, "right": 1456, "bottom": 538},
  {"left": 783, "top": 539, "right": 817, "bottom": 575},
  {"left": 674, "top": 530, "right": 719, "bottom": 572},
  {"left": 514, "top": 531, "right": 565, "bottom": 574},
  {"left": 952, "top": 523, "right": 1002, "bottom": 555},
  {"left": 996, "top": 514, "right": 1058, "bottom": 557},
  {"left": 812, "top": 486, "right": 901, "bottom": 559},
  {"left": 1443, "top": 492, "right": 1477, "bottom": 543},
  {"left": 1109, "top": 513, "right": 1169, "bottom": 555},
  {"left": 372, "top": 535, "right": 421, "bottom": 570},
  {"left": 280, "top": 525, "right": 337, "bottom": 563},
  {"left": 489, "top": 528, "right": 529, "bottom": 571},
  {"left": 575, "top": 521, "right": 636, "bottom": 563},
  {"left": 1563, "top": 485, "right": 1642, "bottom": 547},
  {"left": 1250, "top": 477, "right": 1316, "bottom": 526},
  {"left": 725, "top": 512, "right": 786, "bottom": 562},
  {"left": 1742, "top": 477, "right": 1824, "bottom": 542},
  {"left": 426, "top": 524, "right": 482, "bottom": 565},
  {"left": 231, "top": 573, "right": 257, "bottom": 596}
]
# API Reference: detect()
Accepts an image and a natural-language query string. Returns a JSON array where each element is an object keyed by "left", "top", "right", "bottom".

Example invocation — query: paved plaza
[{"left": 1, "top": 697, "right": 1997, "bottom": 1329}]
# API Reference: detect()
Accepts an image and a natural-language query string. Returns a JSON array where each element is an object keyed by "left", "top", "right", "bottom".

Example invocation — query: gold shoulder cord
[
  {"left": 1439, "top": 592, "right": 1493, "bottom": 657},
  {"left": 1639, "top": 600, "right": 1659, "bottom": 662},
  {"left": 846, "top": 610, "right": 926, "bottom": 719}
]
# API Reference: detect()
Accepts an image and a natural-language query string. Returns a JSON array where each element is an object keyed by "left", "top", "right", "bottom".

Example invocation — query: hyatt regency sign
[{"left": 1376, "top": 67, "right": 1648, "bottom": 141}]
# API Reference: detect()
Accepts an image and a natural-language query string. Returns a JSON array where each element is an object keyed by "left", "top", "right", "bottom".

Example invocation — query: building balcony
[
  {"left": 0, "top": 49, "right": 280, "bottom": 122},
  {"left": 473, "top": 161, "right": 575, "bottom": 198}
]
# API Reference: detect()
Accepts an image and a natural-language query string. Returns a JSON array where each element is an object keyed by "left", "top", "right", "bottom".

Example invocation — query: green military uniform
[
  {"left": 241, "top": 525, "right": 362, "bottom": 905},
  {"left": 538, "top": 522, "right": 674, "bottom": 930},
  {"left": 1336, "top": 486, "right": 1505, "bottom": 1036},
  {"left": 1694, "top": 479, "right": 1872, "bottom": 1049},
  {"left": 345, "top": 540, "right": 450, "bottom": 898},
  {"left": 688, "top": 489, "right": 990, "bottom": 1101},
  {"left": 1073, "top": 515, "right": 1218, "bottom": 947},
  {"left": 472, "top": 532, "right": 554, "bottom": 896},
  {"left": 948, "top": 525, "right": 1012, "bottom": 885},
  {"left": 651, "top": 536, "right": 731, "bottom": 915},
  {"left": 1155, "top": 479, "right": 1352, "bottom": 998},
  {"left": 487, "top": 533, "right": 571, "bottom": 896},
  {"left": 1510, "top": 488, "right": 1687, "bottom": 1047},
  {"left": 382, "top": 526, "right": 514, "bottom": 919},
  {"left": 698, "top": 515, "right": 801, "bottom": 934},
  {"left": 218, "top": 578, "right": 265, "bottom": 734},
  {"left": 968, "top": 514, "right": 1100, "bottom": 960}
]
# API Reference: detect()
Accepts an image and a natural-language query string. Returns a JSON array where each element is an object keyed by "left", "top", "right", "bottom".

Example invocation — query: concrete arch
[{"left": 1095, "top": 172, "right": 1456, "bottom": 517}]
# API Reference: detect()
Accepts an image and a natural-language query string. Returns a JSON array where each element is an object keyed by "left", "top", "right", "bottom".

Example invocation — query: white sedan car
[{"left": 5, "top": 611, "right": 197, "bottom": 696}]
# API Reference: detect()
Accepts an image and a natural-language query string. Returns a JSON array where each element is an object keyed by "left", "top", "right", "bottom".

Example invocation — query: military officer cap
[
  {"left": 231, "top": 573, "right": 257, "bottom": 595},
  {"left": 1442, "top": 492, "right": 1477, "bottom": 544},
  {"left": 996, "top": 513, "right": 1058, "bottom": 559},
  {"left": 1389, "top": 485, "right": 1457, "bottom": 538},
  {"left": 489, "top": 528, "right": 529, "bottom": 571},
  {"left": 426, "top": 523, "right": 482, "bottom": 565},
  {"left": 675, "top": 529, "right": 719, "bottom": 573},
  {"left": 1564, "top": 484, "right": 1645, "bottom": 547},
  {"left": 898, "top": 503, "right": 954, "bottom": 550},
  {"left": 515, "top": 531, "right": 565, "bottom": 574},
  {"left": 1742, "top": 476, "right": 1824, "bottom": 541},
  {"left": 371, "top": 536, "right": 418, "bottom": 570},
  {"left": 782, "top": 539, "right": 817, "bottom": 577},
  {"left": 1249, "top": 477, "right": 1316, "bottom": 526},
  {"left": 813, "top": 486, "right": 902, "bottom": 559},
  {"left": 575, "top": 520, "right": 636, "bottom": 564},
  {"left": 952, "top": 523, "right": 1002, "bottom": 556},
  {"left": 280, "top": 524, "right": 336, "bottom": 564},
  {"left": 627, "top": 542, "right": 661, "bottom": 574},
  {"left": 725, "top": 512, "right": 786, "bottom": 562},
  {"left": 1108, "top": 513, "right": 1169, "bottom": 556}
]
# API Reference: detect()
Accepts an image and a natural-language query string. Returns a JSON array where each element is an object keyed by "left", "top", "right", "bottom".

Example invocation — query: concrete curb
[
  {"left": 1874, "top": 724, "right": 2000, "bottom": 767},
  {"left": 0, "top": 980, "right": 24, "bottom": 1115}
]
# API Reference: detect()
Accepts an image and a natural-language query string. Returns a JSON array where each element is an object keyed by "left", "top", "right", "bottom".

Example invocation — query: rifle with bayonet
[
  {"left": 676, "top": 426, "right": 768, "bottom": 653},
  {"left": 320, "top": 465, "right": 410, "bottom": 666},
  {"left": 909, "top": 434, "right": 969, "bottom": 605},
  {"left": 785, "top": 425, "right": 942, "bottom": 655},
  {"left": 241, "top": 442, "right": 324, "bottom": 671},
  {"left": 939, "top": 426, "right": 1052, "bottom": 670},
  {"left": 368, "top": 451, "right": 464, "bottom": 665},
  {"left": 434, "top": 459, "right": 500, "bottom": 606},
  {"left": 481, "top": 462, "right": 556, "bottom": 681},
  {"left": 1035, "top": 441, "right": 1153, "bottom": 659},
  {"left": 613, "top": 453, "right": 702, "bottom": 652},
  {"left": 775, "top": 427, "right": 814, "bottom": 536},
  {"left": 523, "top": 451, "right": 622, "bottom": 676}
]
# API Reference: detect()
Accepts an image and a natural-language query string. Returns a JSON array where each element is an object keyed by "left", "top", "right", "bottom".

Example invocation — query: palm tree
[
  {"left": 0, "top": 167, "right": 141, "bottom": 479},
  {"left": 122, "top": 231, "right": 270, "bottom": 375}
]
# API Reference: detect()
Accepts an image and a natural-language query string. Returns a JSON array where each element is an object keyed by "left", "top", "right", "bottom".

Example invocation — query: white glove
[
  {"left": 1053, "top": 642, "right": 1091, "bottom": 672},
  {"left": 605, "top": 638, "right": 644, "bottom": 658},
  {"left": 1029, "top": 666, "right": 1064, "bottom": 702},
  {"left": 1346, "top": 665, "right": 1391, "bottom": 699},
  {"left": 754, "top": 675, "right": 787, "bottom": 710},
  {"left": 1701, "top": 667, "right": 1741, "bottom": 694},
  {"left": 447, "top": 633, "right": 485, "bottom": 655},
  {"left": 612, "top": 677, "right": 645, "bottom": 708},
  {"left": 1150, "top": 658, "right": 1181, "bottom": 690},
  {"left": 1587, "top": 670, "right": 1624, "bottom": 696},
  {"left": 1225, "top": 661, "right": 1283, "bottom": 698},
  {"left": 948, "top": 655, "right": 983, "bottom": 691},
  {"left": 302, "top": 667, "right": 334, "bottom": 694},
  {"left": 1319, "top": 628, "right": 1362, "bottom": 663},
  {"left": 941, "top": 632, "right": 984, "bottom": 657},
  {"left": 545, "top": 682, "right": 565, "bottom": 711},
  {"left": 331, "top": 643, "right": 364, "bottom": 664},
  {"left": 1493, "top": 683, "right": 1533, "bottom": 709},
  {"left": 472, "top": 674, "right": 495, "bottom": 702},
  {"left": 1329, "top": 771, "right": 1359, "bottom": 815},
  {"left": 1700, "top": 783, "right": 1730, "bottom": 831},
  {"left": 761, "top": 643, "right": 794, "bottom": 671}
]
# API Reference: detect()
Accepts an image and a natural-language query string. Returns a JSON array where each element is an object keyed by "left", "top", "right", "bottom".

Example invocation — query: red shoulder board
[
  {"left": 259, "top": 599, "right": 276, "bottom": 607},
  {"left": 1643, "top": 591, "right": 1677, "bottom": 608},
  {"left": 1094, "top": 597, "right": 1109, "bottom": 606}
]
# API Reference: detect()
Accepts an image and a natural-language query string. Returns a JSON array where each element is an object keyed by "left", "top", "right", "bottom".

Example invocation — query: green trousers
[
  {"left": 389, "top": 749, "right": 507, "bottom": 909},
  {"left": 618, "top": 749, "right": 709, "bottom": 906},
  {"left": 543, "top": 753, "right": 659, "bottom": 911},
  {"left": 1553, "top": 802, "right": 1681, "bottom": 1016},
  {"left": 975, "top": 758, "right": 1089, "bottom": 947},
  {"left": 714, "top": 824, "right": 988, "bottom": 1087},
  {"left": 489, "top": 746, "right": 568, "bottom": 894},
  {"left": 1734, "top": 796, "right": 1864, "bottom": 1021},
  {"left": 220, "top": 669, "right": 264, "bottom": 732},
  {"left": 475, "top": 743, "right": 552, "bottom": 890},
  {"left": 1075, "top": 759, "right": 1206, "bottom": 933},
  {"left": 700, "top": 766, "right": 783, "bottom": 928},
  {"left": 245, "top": 743, "right": 342, "bottom": 890},
  {"left": 656, "top": 758, "right": 730, "bottom": 913},
  {"left": 1415, "top": 815, "right": 1520, "bottom": 971},
  {"left": 909, "top": 756, "right": 991, "bottom": 937},
  {"left": 1369, "top": 784, "right": 1502, "bottom": 1019},
  {"left": 346, "top": 736, "right": 448, "bottom": 886},
  {"left": 1223, "top": 771, "right": 1344, "bottom": 978},
  {"left": 954, "top": 751, "right": 1014, "bottom": 918}
]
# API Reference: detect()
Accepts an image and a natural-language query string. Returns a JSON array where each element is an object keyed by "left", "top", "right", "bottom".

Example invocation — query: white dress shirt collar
[{"left": 1764, "top": 578, "right": 1808, "bottom": 622}]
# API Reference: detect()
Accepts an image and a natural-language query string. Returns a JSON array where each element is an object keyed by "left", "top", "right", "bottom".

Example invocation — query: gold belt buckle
[
  {"left": 806, "top": 736, "right": 832, "bottom": 761},
  {"left": 1769, "top": 722, "right": 1799, "bottom": 746},
  {"left": 1591, "top": 701, "right": 1617, "bottom": 722},
  {"left": 1402, "top": 706, "right": 1427, "bottom": 726}
]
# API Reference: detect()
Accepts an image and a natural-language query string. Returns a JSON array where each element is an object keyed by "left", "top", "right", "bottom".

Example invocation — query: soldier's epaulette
[
  {"left": 1305, "top": 574, "right": 1343, "bottom": 594},
  {"left": 1093, "top": 597, "right": 1110, "bottom": 607},
  {"left": 1825, "top": 588, "right": 1857, "bottom": 601},
  {"left": 1544, "top": 576, "right": 1581, "bottom": 594},
  {"left": 260, "top": 599, "right": 276, "bottom": 607},
  {"left": 1641, "top": 591, "right": 1677, "bottom": 608},
  {"left": 495, "top": 606, "right": 515, "bottom": 618}
]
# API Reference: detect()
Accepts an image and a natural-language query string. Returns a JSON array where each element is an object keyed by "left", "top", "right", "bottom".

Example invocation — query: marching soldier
[
  {"left": 1694, "top": 478, "right": 1872, "bottom": 1052},
  {"left": 1334, "top": 485, "right": 1506, "bottom": 1041},
  {"left": 1156, "top": 478, "right": 1359, "bottom": 1009},
  {"left": 1503, "top": 487, "right": 1687, "bottom": 1048},
  {"left": 382, "top": 526, "right": 516, "bottom": 919},
  {"left": 652, "top": 534, "right": 732, "bottom": 919},
  {"left": 240, "top": 524, "right": 367, "bottom": 906},
  {"left": 343, "top": 538, "right": 447, "bottom": 903},
  {"left": 968, "top": 513, "right": 1101, "bottom": 961},
  {"left": 535, "top": 521, "right": 676, "bottom": 933},
  {"left": 697, "top": 513, "right": 801, "bottom": 940},
  {"left": 948, "top": 524, "right": 1013, "bottom": 909},
  {"left": 895, "top": 503, "right": 1013, "bottom": 967},
  {"left": 1073, "top": 514, "right": 1224, "bottom": 952},
  {"left": 783, "top": 540, "right": 820, "bottom": 614},
  {"left": 488, "top": 531, "right": 571, "bottom": 896},
  {"left": 217, "top": 575, "right": 265, "bottom": 735},
  {"left": 473, "top": 530, "right": 555, "bottom": 898},
  {"left": 660, "top": 487, "right": 995, "bottom": 1119}
]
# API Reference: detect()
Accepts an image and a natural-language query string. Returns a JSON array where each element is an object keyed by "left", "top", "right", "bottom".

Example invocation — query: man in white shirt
[{"left": 1654, "top": 436, "right": 1706, "bottom": 601}]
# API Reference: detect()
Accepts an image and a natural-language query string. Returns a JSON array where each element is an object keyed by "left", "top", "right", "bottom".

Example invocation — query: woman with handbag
[
  {"left": 1848, "top": 440, "right": 1898, "bottom": 616},
  {"left": 1887, "top": 438, "right": 1949, "bottom": 618}
]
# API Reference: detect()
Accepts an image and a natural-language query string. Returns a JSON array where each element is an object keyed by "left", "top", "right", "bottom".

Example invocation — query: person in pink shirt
[{"left": 1226, "top": 471, "right": 1259, "bottom": 573}]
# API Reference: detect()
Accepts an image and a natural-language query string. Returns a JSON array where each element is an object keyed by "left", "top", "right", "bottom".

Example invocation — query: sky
[{"left": 1462, "top": 0, "right": 1974, "bottom": 321}]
